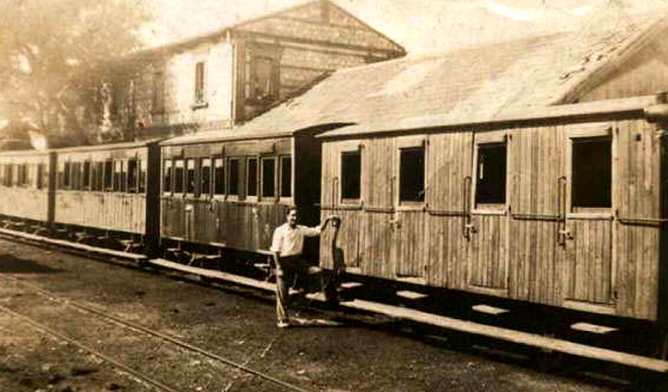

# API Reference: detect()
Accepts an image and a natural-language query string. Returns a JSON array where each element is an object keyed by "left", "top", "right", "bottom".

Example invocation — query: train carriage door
[
  {"left": 562, "top": 124, "right": 616, "bottom": 309},
  {"left": 467, "top": 130, "right": 509, "bottom": 294},
  {"left": 392, "top": 136, "right": 428, "bottom": 281}
]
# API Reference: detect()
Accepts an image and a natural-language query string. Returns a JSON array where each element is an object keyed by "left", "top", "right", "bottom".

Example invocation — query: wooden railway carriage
[
  {"left": 158, "top": 126, "right": 324, "bottom": 259},
  {"left": 232, "top": 15, "right": 668, "bottom": 324},
  {"left": 319, "top": 97, "right": 668, "bottom": 323},
  {"left": 0, "top": 149, "right": 54, "bottom": 227},
  {"left": 53, "top": 141, "right": 161, "bottom": 250}
]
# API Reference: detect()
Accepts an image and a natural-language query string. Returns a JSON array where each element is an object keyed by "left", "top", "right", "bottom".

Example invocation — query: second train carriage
[
  {"left": 52, "top": 140, "right": 161, "bottom": 252},
  {"left": 157, "top": 126, "right": 325, "bottom": 261}
]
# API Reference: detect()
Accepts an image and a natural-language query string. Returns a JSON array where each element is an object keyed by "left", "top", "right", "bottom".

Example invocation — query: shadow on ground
[{"left": 0, "top": 254, "right": 62, "bottom": 274}]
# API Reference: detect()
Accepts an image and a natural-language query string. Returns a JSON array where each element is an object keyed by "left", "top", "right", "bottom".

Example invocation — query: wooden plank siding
[
  {"left": 55, "top": 192, "right": 146, "bottom": 234},
  {"left": 160, "top": 136, "right": 294, "bottom": 253},
  {"left": 320, "top": 116, "right": 666, "bottom": 321}
]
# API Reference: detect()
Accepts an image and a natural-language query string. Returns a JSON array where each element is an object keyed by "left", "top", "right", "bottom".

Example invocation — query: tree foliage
[{"left": 0, "top": 0, "right": 150, "bottom": 148}]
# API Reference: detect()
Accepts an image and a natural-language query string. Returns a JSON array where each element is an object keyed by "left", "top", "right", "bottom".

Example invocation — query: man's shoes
[
  {"left": 277, "top": 321, "right": 290, "bottom": 329},
  {"left": 307, "top": 266, "right": 322, "bottom": 274}
]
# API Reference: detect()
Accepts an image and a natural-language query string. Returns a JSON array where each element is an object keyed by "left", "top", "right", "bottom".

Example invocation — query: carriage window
[
  {"left": 93, "top": 162, "right": 103, "bottom": 191},
  {"left": 163, "top": 159, "right": 172, "bottom": 193},
  {"left": 63, "top": 162, "right": 71, "bottom": 189},
  {"left": 83, "top": 161, "right": 91, "bottom": 190},
  {"left": 247, "top": 157, "right": 258, "bottom": 197},
  {"left": 127, "top": 158, "right": 138, "bottom": 193},
  {"left": 90, "top": 162, "right": 98, "bottom": 191},
  {"left": 104, "top": 161, "right": 113, "bottom": 191},
  {"left": 113, "top": 161, "right": 122, "bottom": 192},
  {"left": 228, "top": 158, "right": 239, "bottom": 196},
  {"left": 174, "top": 159, "right": 184, "bottom": 193},
  {"left": 138, "top": 159, "right": 146, "bottom": 194},
  {"left": 37, "top": 163, "right": 44, "bottom": 189},
  {"left": 18, "top": 164, "right": 28, "bottom": 187},
  {"left": 399, "top": 147, "right": 425, "bottom": 202},
  {"left": 475, "top": 143, "right": 507, "bottom": 205},
  {"left": 341, "top": 151, "right": 361, "bottom": 200},
  {"left": 186, "top": 159, "right": 195, "bottom": 195},
  {"left": 200, "top": 158, "right": 211, "bottom": 197},
  {"left": 261, "top": 158, "right": 276, "bottom": 199},
  {"left": 280, "top": 156, "right": 292, "bottom": 198},
  {"left": 214, "top": 157, "right": 225, "bottom": 195},
  {"left": 572, "top": 138, "right": 611, "bottom": 209}
]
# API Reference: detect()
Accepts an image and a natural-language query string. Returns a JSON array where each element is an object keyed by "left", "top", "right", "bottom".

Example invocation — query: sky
[{"left": 142, "top": 0, "right": 668, "bottom": 54}]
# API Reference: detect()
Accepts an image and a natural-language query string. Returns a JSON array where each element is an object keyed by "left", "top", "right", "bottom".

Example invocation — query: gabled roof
[
  {"left": 136, "top": 0, "right": 404, "bottom": 57},
  {"left": 225, "top": 13, "right": 667, "bottom": 139}
]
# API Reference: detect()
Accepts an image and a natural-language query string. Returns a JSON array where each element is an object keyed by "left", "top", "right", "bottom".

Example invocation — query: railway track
[{"left": 0, "top": 273, "right": 315, "bottom": 392}]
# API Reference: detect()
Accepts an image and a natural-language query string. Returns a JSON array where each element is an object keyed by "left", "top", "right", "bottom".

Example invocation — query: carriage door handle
[{"left": 558, "top": 229, "right": 573, "bottom": 243}]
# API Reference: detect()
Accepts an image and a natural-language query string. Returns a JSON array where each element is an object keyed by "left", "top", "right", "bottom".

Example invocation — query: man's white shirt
[{"left": 270, "top": 223, "right": 321, "bottom": 257}]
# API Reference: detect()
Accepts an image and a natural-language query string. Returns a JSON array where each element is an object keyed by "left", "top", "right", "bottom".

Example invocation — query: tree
[{"left": 0, "top": 0, "right": 151, "bottom": 148}]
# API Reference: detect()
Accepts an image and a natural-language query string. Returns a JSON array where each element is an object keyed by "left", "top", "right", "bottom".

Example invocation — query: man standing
[{"left": 271, "top": 208, "right": 334, "bottom": 328}]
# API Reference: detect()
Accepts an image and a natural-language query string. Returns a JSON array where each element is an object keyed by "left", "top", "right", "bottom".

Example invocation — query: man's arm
[{"left": 304, "top": 215, "right": 337, "bottom": 237}]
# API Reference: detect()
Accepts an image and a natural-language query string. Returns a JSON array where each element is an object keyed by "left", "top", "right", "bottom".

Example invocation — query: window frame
[
  {"left": 260, "top": 156, "right": 277, "bottom": 202},
  {"left": 396, "top": 137, "right": 426, "bottom": 208},
  {"left": 471, "top": 131, "right": 508, "bottom": 213},
  {"left": 566, "top": 123, "right": 614, "bottom": 215},
  {"left": 340, "top": 147, "right": 362, "bottom": 204},
  {"left": 193, "top": 61, "right": 207, "bottom": 106},
  {"left": 213, "top": 156, "right": 226, "bottom": 199},
  {"left": 163, "top": 158, "right": 173, "bottom": 195},
  {"left": 245, "top": 156, "right": 259, "bottom": 202},
  {"left": 103, "top": 160, "right": 114, "bottom": 192},
  {"left": 227, "top": 157, "right": 240, "bottom": 201},
  {"left": 185, "top": 158, "right": 196, "bottom": 197},
  {"left": 279, "top": 155, "right": 292, "bottom": 201},
  {"left": 127, "top": 157, "right": 138, "bottom": 194},
  {"left": 198, "top": 157, "right": 212, "bottom": 199}
]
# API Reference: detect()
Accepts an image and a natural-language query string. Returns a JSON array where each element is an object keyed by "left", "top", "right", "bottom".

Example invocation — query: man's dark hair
[{"left": 286, "top": 207, "right": 298, "bottom": 215}]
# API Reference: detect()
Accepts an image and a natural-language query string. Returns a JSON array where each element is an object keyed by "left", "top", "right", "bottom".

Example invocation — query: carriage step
[
  {"left": 396, "top": 290, "right": 428, "bottom": 300},
  {"left": 570, "top": 322, "right": 618, "bottom": 334},
  {"left": 472, "top": 304, "right": 510, "bottom": 316}
]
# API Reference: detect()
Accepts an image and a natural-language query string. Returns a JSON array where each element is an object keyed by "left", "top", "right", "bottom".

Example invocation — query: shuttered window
[{"left": 194, "top": 62, "right": 206, "bottom": 104}]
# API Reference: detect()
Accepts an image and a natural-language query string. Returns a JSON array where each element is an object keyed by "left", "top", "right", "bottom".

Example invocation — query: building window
[
  {"left": 214, "top": 157, "right": 225, "bottom": 195},
  {"left": 280, "top": 156, "right": 292, "bottom": 198},
  {"left": 194, "top": 61, "right": 206, "bottom": 104},
  {"left": 399, "top": 147, "right": 425, "bottom": 202},
  {"left": 186, "top": 159, "right": 195, "bottom": 195},
  {"left": 475, "top": 143, "right": 507, "bottom": 205},
  {"left": 200, "top": 158, "right": 211, "bottom": 197},
  {"left": 341, "top": 151, "right": 361, "bottom": 200},
  {"left": 174, "top": 159, "right": 184, "bottom": 194},
  {"left": 152, "top": 71, "right": 165, "bottom": 113},
  {"left": 247, "top": 157, "right": 258, "bottom": 197},
  {"left": 261, "top": 158, "right": 276, "bottom": 199},
  {"left": 250, "top": 57, "right": 276, "bottom": 103},
  {"left": 127, "top": 158, "right": 138, "bottom": 193},
  {"left": 572, "top": 138, "right": 611, "bottom": 209},
  {"left": 228, "top": 158, "right": 239, "bottom": 196},
  {"left": 163, "top": 159, "right": 172, "bottom": 193}
]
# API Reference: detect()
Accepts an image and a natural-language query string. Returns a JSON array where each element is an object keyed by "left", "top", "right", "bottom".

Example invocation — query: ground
[{"left": 0, "top": 237, "right": 656, "bottom": 392}]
